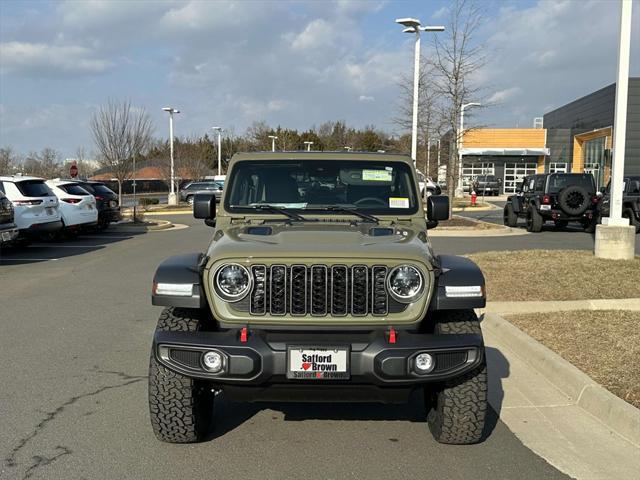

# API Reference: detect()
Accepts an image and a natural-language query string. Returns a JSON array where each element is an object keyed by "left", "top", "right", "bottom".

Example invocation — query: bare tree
[
  {"left": 431, "top": 0, "right": 488, "bottom": 204},
  {"left": 0, "top": 147, "right": 19, "bottom": 175},
  {"left": 74, "top": 146, "right": 98, "bottom": 178},
  {"left": 90, "top": 100, "right": 154, "bottom": 203}
]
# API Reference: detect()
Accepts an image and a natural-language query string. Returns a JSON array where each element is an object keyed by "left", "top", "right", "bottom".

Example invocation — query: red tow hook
[
  {"left": 388, "top": 327, "right": 397, "bottom": 344},
  {"left": 239, "top": 327, "right": 248, "bottom": 343}
]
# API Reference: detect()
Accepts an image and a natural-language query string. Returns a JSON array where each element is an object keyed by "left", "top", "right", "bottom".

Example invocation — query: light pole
[
  {"left": 162, "top": 107, "right": 180, "bottom": 205},
  {"left": 456, "top": 102, "right": 481, "bottom": 197},
  {"left": 595, "top": 0, "right": 635, "bottom": 259},
  {"left": 212, "top": 127, "right": 223, "bottom": 175},
  {"left": 304, "top": 141, "right": 314, "bottom": 151},
  {"left": 268, "top": 135, "right": 278, "bottom": 152},
  {"left": 395, "top": 18, "right": 444, "bottom": 164},
  {"left": 343, "top": 146, "right": 352, "bottom": 152}
]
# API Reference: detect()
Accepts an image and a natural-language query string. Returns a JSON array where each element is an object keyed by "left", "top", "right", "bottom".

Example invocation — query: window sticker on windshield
[
  {"left": 389, "top": 197, "right": 409, "bottom": 208},
  {"left": 362, "top": 169, "right": 392, "bottom": 182}
]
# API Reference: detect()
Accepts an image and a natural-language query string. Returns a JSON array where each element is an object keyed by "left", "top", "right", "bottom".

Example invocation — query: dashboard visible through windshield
[{"left": 225, "top": 160, "right": 419, "bottom": 215}]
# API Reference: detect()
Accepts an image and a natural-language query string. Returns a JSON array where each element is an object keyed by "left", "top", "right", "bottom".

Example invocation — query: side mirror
[
  {"left": 427, "top": 195, "right": 450, "bottom": 221},
  {"left": 193, "top": 192, "right": 217, "bottom": 220}
]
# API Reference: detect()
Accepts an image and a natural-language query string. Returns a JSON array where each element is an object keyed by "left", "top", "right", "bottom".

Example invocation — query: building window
[
  {"left": 461, "top": 162, "right": 494, "bottom": 190},
  {"left": 549, "top": 162, "right": 567, "bottom": 173},
  {"left": 583, "top": 137, "right": 605, "bottom": 188},
  {"left": 503, "top": 162, "right": 537, "bottom": 194}
]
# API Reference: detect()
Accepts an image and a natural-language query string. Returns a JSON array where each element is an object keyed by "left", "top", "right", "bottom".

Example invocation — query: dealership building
[{"left": 455, "top": 77, "right": 640, "bottom": 193}]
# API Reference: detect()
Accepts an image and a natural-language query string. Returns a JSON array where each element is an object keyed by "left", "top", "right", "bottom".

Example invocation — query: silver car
[{"left": 178, "top": 181, "right": 224, "bottom": 205}]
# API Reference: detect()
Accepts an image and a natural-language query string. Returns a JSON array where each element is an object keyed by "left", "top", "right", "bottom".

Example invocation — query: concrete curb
[
  {"left": 482, "top": 298, "right": 640, "bottom": 315},
  {"left": 429, "top": 226, "right": 528, "bottom": 237},
  {"left": 481, "top": 313, "right": 640, "bottom": 447}
]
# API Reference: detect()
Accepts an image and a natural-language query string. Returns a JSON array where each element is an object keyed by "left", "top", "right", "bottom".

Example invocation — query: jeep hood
[{"left": 206, "top": 223, "right": 434, "bottom": 264}]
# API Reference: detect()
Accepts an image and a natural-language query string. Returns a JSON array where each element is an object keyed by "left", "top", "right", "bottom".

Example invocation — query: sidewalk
[{"left": 483, "top": 313, "right": 640, "bottom": 479}]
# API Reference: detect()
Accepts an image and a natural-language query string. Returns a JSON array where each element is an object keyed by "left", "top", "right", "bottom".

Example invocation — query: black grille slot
[
  {"left": 351, "top": 265, "right": 368, "bottom": 316},
  {"left": 434, "top": 351, "right": 468, "bottom": 372},
  {"left": 270, "top": 265, "right": 287, "bottom": 315},
  {"left": 169, "top": 349, "right": 202, "bottom": 368},
  {"left": 311, "top": 265, "right": 328, "bottom": 315},
  {"left": 331, "top": 265, "right": 348, "bottom": 316},
  {"left": 371, "top": 266, "right": 388, "bottom": 315},
  {"left": 290, "top": 265, "right": 307, "bottom": 315},
  {"left": 250, "top": 265, "right": 267, "bottom": 314}
]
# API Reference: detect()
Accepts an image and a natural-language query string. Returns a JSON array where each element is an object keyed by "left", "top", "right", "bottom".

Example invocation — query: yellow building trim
[
  {"left": 572, "top": 127, "right": 612, "bottom": 173},
  {"left": 462, "top": 129, "right": 546, "bottom": 148},
  {"left": 537, "top": 156, "right": 545, "bottom": 173}
]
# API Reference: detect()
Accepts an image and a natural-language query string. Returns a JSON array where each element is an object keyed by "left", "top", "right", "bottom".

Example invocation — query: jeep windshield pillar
[{"left": 149, "top": 152, "right": 488, "bottom": 445}]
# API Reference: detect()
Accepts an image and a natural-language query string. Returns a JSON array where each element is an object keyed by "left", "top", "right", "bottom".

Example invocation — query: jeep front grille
[{"left": 249, "top": 264, "right": 389, "bottom": 316}]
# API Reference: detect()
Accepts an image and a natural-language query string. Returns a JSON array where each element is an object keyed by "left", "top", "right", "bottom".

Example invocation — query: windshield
[
  {"left": 547, "top": 174, "right": 595, "bottom": 194},
  {"left": 226, "top": 159, "right": 418, "bottom": 215}
]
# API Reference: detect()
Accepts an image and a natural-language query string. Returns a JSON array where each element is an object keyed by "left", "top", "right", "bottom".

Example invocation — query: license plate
[
  {"left": 287, "top": 346, "right": 350, "bottom": 380},
  {"left": 46, "top": 207, "right": 54, "bottom": 215},
  {"left": 1, "top": 232, "right": 10, "bottom": 241}
]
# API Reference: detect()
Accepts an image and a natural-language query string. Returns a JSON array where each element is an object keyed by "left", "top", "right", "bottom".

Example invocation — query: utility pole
[
  {"left": 595, "top": 0, "right": 635, "bottom": 259},
  {"left": 212, "top": 127, "right": 223, "bottom": 175}
]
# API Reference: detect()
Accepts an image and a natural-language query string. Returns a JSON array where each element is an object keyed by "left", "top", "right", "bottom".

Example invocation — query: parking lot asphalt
[{"left": 1, "top": 216, "right": 574, "bottom": 479}]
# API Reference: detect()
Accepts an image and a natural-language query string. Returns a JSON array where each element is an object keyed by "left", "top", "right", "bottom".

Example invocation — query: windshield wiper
[
  {"left": 319, "top": 205, "right": 379, "bottom": 223},
  {"left": 243, "top": 204, "right": 313, "bottom": 222}
]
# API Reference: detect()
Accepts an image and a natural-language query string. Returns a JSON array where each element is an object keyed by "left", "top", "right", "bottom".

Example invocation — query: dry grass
[
  {"left": 507, "top": 310, "right": 640, "bottom": 408},
  {"left": 439, "top": 215, "right": 502, "bottom": 230},
  {"left": 467, "top": 250, "right": 640, "bottom": 301}
]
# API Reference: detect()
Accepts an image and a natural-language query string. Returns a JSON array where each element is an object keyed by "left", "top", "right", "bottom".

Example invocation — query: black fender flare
[
  {"left": 151, "top": 253, "right": 207, "bottom": 308},
  {"left": 429, "top": 255, "right": 486, "bottom": 310}
]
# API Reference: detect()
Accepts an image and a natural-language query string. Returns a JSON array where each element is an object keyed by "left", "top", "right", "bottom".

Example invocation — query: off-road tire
[
  {"left": 503, "top": 204, "right": 518, "bottom": 227},
  {"left": 427, "top": 310, "right": 488, "bottom": 445},
  {"left": 148, "top": 307, "right": 214, "bottom": 443},
  {"left": 526, "top": 206, "right": 543, "bottom": 232},
  {"left": 623, "top": 208, "right": 640, "bottom": 233}
]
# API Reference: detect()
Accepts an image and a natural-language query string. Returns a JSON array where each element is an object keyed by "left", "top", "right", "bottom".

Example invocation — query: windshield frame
[{"left": 223, "top": 158, "right": 420, "bottom": 216}]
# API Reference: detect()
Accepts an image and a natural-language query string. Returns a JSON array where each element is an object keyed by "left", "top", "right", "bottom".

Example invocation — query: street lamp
[
  {"left": 304, "top": 141, "right": 314, "bottom": 151},
  {"left": 343, "top": 146, "right": 352, "bottom": 152},
  {"left": 162, "top": 107, "right": 180, "bottom": 205},
  {"left": 595, "top": 0, "right": 635, "bottom": 259},
  {"left": 456, "top": 102, "right": 481, "bottom": 197},
  {"left": 395, "top": 18, "right": 445, "bottom": 164},
  {"left": 268, "top": 135, "right": 278, "bottom": 152},
  {"left": 211, "top": 127, "right": 223, "bottom": 175}
]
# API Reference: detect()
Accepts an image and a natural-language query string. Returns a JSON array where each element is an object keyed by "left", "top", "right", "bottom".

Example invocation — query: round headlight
[
  {"left": 387, "top": 265, "right": 424, "bottom": 303},
  {"left": 215, "top": 263, "right": 251, "bottom": 301}
]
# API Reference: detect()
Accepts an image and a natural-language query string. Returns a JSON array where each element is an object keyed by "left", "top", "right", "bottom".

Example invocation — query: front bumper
[{"left": 153, "top": 329, "right": 484, "bottom": 388}]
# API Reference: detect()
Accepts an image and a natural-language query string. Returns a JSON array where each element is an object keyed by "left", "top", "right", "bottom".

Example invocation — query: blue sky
[{"left": 0, "top": 0, "right": 638, "bottom": 159}]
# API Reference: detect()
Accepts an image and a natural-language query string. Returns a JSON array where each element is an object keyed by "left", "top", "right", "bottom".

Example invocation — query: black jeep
[
  {"left": 504, "top": 173, "right": 599, "bottom": 232},
  {"left": 597, "top": 176, "right": 640, "bottom": 233}
]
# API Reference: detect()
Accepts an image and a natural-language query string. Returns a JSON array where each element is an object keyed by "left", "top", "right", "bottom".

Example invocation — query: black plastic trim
[
  {"left": 430, "top": 255, "right": 486, "bottom": 310},
  {"left": 151, "top": 252, "right": 205, "bottom": 308}
]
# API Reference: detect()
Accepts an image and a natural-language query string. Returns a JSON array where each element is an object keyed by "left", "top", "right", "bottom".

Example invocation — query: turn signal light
[{"left": 542, "top": 195, "right": 551, "bottom": 204}]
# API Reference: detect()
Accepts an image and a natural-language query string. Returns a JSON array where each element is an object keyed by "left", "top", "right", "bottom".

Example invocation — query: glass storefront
[{"left": 583, "top": 137, "right": 605, "bottom": 188}]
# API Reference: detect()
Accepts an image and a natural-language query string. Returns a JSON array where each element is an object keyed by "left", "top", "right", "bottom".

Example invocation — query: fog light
[
  {"left": 415, "top": 353, "right": 435, "bottom": 373},
  {"left": 202, "top": 350, "right": 224, "bottom": 373}
]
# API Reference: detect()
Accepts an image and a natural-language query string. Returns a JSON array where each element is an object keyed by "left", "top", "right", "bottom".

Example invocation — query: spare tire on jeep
[{"left": 558, "top": 185, "right": 589, "bottom": 215}]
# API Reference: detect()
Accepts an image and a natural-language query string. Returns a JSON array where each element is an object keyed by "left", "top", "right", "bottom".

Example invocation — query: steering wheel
[{"left": 354, "top": 197, "right": 387, "bottom": 206}]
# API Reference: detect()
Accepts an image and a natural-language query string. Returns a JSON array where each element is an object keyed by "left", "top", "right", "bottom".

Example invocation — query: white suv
[
  {"left": 46, "top": 179, "right": 98, "bottom": 231},
  {"left": 0, "top": 176, "right": 62, "bottom": 241}
]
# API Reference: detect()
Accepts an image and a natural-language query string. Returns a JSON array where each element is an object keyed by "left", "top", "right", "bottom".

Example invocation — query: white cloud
[
  {"left": 359, "top": 95, "right": 375, "bottom": 102},
  {"left": 431, "top": 6, "right": 448, "bottom": 20},
  {"left": 0, "top": 42, "right": 113, "bottom": 75},
  {"left": 487, "top": 87, "right": 522, "bottom": 104},
  {"left": 291, "top": 19, "right": 336, "bottom": 51}
]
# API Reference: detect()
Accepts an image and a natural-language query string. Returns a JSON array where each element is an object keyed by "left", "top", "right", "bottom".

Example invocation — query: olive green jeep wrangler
[{"left": 149, "top": 152, "right": 488, "bottom": 445}]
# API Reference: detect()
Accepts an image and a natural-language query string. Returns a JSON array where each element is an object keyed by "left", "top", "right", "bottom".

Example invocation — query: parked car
[
  {"left": 73, "top": 181, "right": 121, "bottom": 230},
  {"left": 597, "top": 176, "right": 640, "bottom": 233},
  {"left": 179, "top": 181, "right": 224, "bottom": 205},
  {"left": 213, "top": 175, "right": 226, "bottom": 187},
  {"left": 46, "top": 180, "right": 98, "bottom": 234},
  {"left": 503, "top": 173, "right": 599, "bottom": 232},
  {"left": 416, "top": 170, "right": 441, "bottom": 197},
  {"left": 149, "top": 151, "right": 488, "bottom": 445},
  {"left": 0, "top": 191, "right": 19, "bottom": 246},
  {"left": 472, "top": 175, "right": 501, "bottom": 196},
  {"left": 0, "top": 175, "right": 62, "bottom": 244}
]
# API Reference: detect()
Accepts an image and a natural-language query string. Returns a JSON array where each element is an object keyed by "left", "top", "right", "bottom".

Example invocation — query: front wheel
[
  {"left": 503, "top": 204, "right": 518, "bottom": 227},
  {"left": 426, "top": 310, "right": 488, "bottom": 444},
  {"left": 149, "top": 307, "right": 215, "bottom": 443}
]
